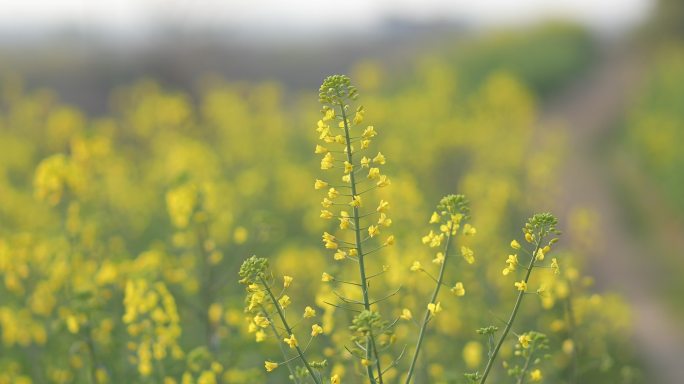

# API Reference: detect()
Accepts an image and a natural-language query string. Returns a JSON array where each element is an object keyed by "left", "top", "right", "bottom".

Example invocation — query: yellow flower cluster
[{"left": 122, "top": 279, "right": 183, "bottom": 377}]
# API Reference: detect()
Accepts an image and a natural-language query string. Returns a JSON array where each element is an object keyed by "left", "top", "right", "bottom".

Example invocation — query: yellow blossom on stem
[
  {"left": 429, "top": 212, "right": 440, "bottom": 224},
  {"left": 372, "top": 152, "right": 386, "bottom": 164},
  {"left": 314, "top": 179, "right": 328, "bottom": 190},
  {"left": 328, "top": 188, "right": 339, "bottom": 199},
  {"left": 368, "top": 225, "right": 379, "bottom": 238},
  {"left": 311, "top": 324, "right": 323, "bottom": 337},
  {"left": 427, "top": 302, "right": 442, "bottom": 316},
  {"left": 343, "top": 161, "right": 353, "bottom": 174},
  {"left": 255, "top": 330, "right": 267, "bottom": 342},
  {"left": 278, "top": 295, "right": 291, "bottom": 309},
  {"left": 367, "top": 168, "right": 380, "bottom": 179},
  {"left": 264, "top": 361, "right": 278, "bottom": 372},
  {"left": 535, "top": 248, "right": 545, "bottom": 261},
  {"left": 334, "top": 250, "right": 346, "bottom": 260},
  {"left": 349, "top": 195, "right": 362, "bottom": 207},
  {"left": 321, "top": 198, "right": 333, "bottom": 208},
  {"left": 321, "top": 153, "right": 334, "bottom": 170},
  {"left": 518, "top": 334, "right": 532, "bottom": 348},
  {"left": 376, "top": 175, "right": 391, "bottom": 188},
  {"left": 283, "top": 334, "right": 298, "bottom": 349},
  {"left": 410, "top": 261, "right": 422, "bottom": 272},
  {"left": 525, "top": 232, "right": 534, "bottom": 243},
  {"left": 383, "top": 235, "right": 395, "bottom": 246},
  {"left": 331, "top": 374, "right": 341, "bottom": 384},
  {"left": 283, "top": 276, "right": 293, "bottom": 288},
  {"left": 377, "top": 200, "right": 390, "bottom": 212},
  {"left": 303, "top": 306, "right": 316, "bottom": 318},
  {"left": 463, "top": 224, "right": 477, "bottom": 236},
  {"left": 361, "top": 139, "right": 370, "bottom": 149},
  {"left": 551, "top": 258, "right": 560, "bottom": 275},
  {"left": 514, "top": 281, "right": 528, "bottom": 292},
  {"left": 253, "top": 315, "right": 270, "bottom": 328},
  {"left": 510, "top": 239, "right": 521, "bottom": 249},
  {"left": 362, "top": 126, "right": 377, "bottom": 138},
  {"left": 461, "top": 246, "right": 475, "bottom": 264},
  {"left": 530, "top": 369, "right": 542, "bottom": 382},
  {"left": 321, "top": 272, "right": 334, "bottom": 282},
  {"left": 432, "top": 252, "right": 445, "bottom": 265},
  {"left": 451, "top": 282, "right": 465, "bottom": 296},
  {"left": 360, "top": 156, "right": 370, "bottom": 168},
  {"left": 320, "top": 210, "right": 333, "bottom": 219},
  {"left": 400, "top": 308, "right": 413, "bottom": 320},
  {"left": 315, "top": 145, "right": 328, "bottom": 154},
  {"left": 377, "top": 213, "right": 392, "bottom": 227}
]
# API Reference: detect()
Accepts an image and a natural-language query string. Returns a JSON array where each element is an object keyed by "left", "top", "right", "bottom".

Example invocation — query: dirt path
[{"left": 541, "top": 43, "right": 684, "bottom": 384}]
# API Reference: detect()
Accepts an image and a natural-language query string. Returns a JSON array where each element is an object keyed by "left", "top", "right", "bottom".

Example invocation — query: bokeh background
[{"left": 1, "top": 1, "right": 683, "bottom": 383}]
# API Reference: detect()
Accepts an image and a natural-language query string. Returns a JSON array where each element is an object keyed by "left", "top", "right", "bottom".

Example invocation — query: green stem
[
  {"left": 260, "top": 306, "right": 301, "bottom": 384},
  {"left": 340, "top": 102, "right": 377, "bottom": 384},
  {"left": 479, "top": 238, "right": 541, "bottom": 384},
  {"left": 515, "top": 345, "right": 536, "bottom": 384},
  {"left": 369, "top": 330, "right": 384, "bottom": 384},
  {"left": 404, "top": 229, "right": 453, "bottom": 384},
  {"left": 260, "top": 277, "right": 321, "bottom": 384}
]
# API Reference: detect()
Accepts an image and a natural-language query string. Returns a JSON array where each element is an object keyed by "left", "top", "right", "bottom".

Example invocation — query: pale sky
[{"left": 0, "top": 0, "right": 654, "bottom": 36}]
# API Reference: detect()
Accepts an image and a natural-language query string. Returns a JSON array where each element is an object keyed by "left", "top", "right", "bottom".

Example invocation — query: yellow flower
[
  {"left": 320, "top": 210, "right": 333, "bottom": 219},
  {"left": 514, "top": 281, "right": 527, "bottom": 292},
  {"left": 510, "top": 239, "right": 521, "bottom": 250},
  {"left": 377, "top": 213, "right": 392, "bottom": 227},
  {"left": 348, "top": 248, "right": 359, "bottom": 256},
  {"left": 264, "top": 361, "right": 279, "bottom": 372},
  {"left": 543, "top": 245, "right": 551, "bottom": 254},
  {"left": 321, "top": 153, "right": 334, "bottom": 170},
  {"left": 283, "top": 334, "right": 298, "bottom": 349},
  {"left": 461, "top": 246, "right": 475, "bottom": 264},
  {"left": 328, "top": 188, "right": 339, "bottom": 199},
  {"left": 427, "top": 302, "right": 442, "bottom": 316},
  {"left": 362, "top": 126, "right": 377, "bottom": 138},
  {"left": 551, "top": 258, "right": 560, "bottom": 275},
  {"left": 303, "top": 306, "right": 316, "bottom": 318},
  {"left": 377, "top": 200, "right": 390, "bottom": 212},
  {"left": 321, "top": 198, "right": 333, "bottom": 208},
  {"left": 315, "top": 145, "right": 328, "bottom": 154},
  {"left": 283, "top": 276, "right": 293, "bottom": 288},
  {"left": 372, "top": 152, "right": 386, "bottom": 164},
  {"left": 530, "top": 369, "right": 542, "bottom": 382},
  {"left": 463, "top": 224, "right": 476, "bottom": 236},
  {"left": 383, "top": 235, "right": 395, "bottom": 246},
  {"left": 367, "top": 167, "right": 380, "bottom": 179},
  {"left": 343, "top": 161, "right": 353, "bottom": 174},
  {"left": 360, "top": 139, "right": 370, "bottom": 149},
  {"left": 518, "top": 333, "right": 532, "bottom": 348},
  {"left": 338, "top": 211, "right": 351, "bottom": 229},
  {"left": 410, "top": 261, "right": 422, "bottom": 272},
  {"left": 334, "top": 250, "right": 346, "bottom": 260},
  {"left": 368, "top": 225, "right": 379, "bottom": 238},
  {"left": 255, "top": 330, "right": 267, "bottom": 342},
  {"left": 253, "top": 315, "right": 270, "bottom": 328},
  {"left": 311, "top": 324, "right": 323, "bottom": 337},
  {"left": 331, "top": 374, "right": 341, "bottom": 384},
  {"left": 341, "top": 174, "right": 351, "bottom": 183},
  {"left": 321, "top": 272, "right": 334, "bottom": 282},
  {"left": 432, "top": 252, "right": 445, "bottom": 265},
  {"left": 361, "top": 359, "right": 372, "bottom": 367},
  {"left": 315, "top": 179, "right": 328, "bottom": 190},
  {"left": 360, "top": 156, "right": 370, "bottom": 168},
  {"left": 451, "top": 282, "right": 465, "bottom": 296},
  {"left": 279, "top": 295, "right": 292, "bottom": 309},
  {"left": 535, "top": 248, "right": 545, "bottom": 261},
  {"left": 429, "top": 212, "right": 440, "bottom": 224},
  {"left": 349, "top": 195, "right": 362, "bottom": 208},
  {"left": 376, "top": 175, "right": 391, "bottom": 188},
  {"left": 503, "top": 254, "right": 518, "bottom": 275},
  {"left": 525, "top": 232, "right": 534, "bottom": 243},
  {"left": 400, "top": 308, "right": 413, "bottom": 320}
]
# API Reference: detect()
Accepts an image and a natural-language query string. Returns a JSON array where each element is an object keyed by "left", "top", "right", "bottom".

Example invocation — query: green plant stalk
[
  {"left": 369, "top": 330, "right": 384, "bottom": 384},
  {"left": 479, "top": 237, "right": 542, "bottom": 384},
  {"left": 515, "top": 343, "right": 537, "bottom": 384},
  {"left": 404, "top": 229, "right": 454, "bottom": 384},
  {"left": 339, "top": 102, "right": 378, "bottom": 384},
  {"left": 260, "top": 306, "right": 301, "bottom": 384},
  {"left": 260, "top": 277, "right": 321, "bottom": 384}
]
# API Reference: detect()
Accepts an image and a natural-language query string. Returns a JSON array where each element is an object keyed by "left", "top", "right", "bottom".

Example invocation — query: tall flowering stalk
[
  {"left": 404, "top": 194, "right": 474, "bottom": 383},
  {"left": 316, "top": 75, "right": 394, "bottom": 383},
  {"left": 474, "top": 213, "right": 561, "bottom": 384}
]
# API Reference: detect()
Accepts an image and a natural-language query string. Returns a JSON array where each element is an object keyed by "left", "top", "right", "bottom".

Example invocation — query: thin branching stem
[
  {"left": 479, "top": 235, "right": 542, "bottom": 384},
  {"left": 340, "top": 101, "right": 378, "bottom": 384},
  {"left": 404, "top": 227, "right": 454, "bottom": 384},
  {"left": 260, "top": 277, "right": 321, "bottom": 384}
]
